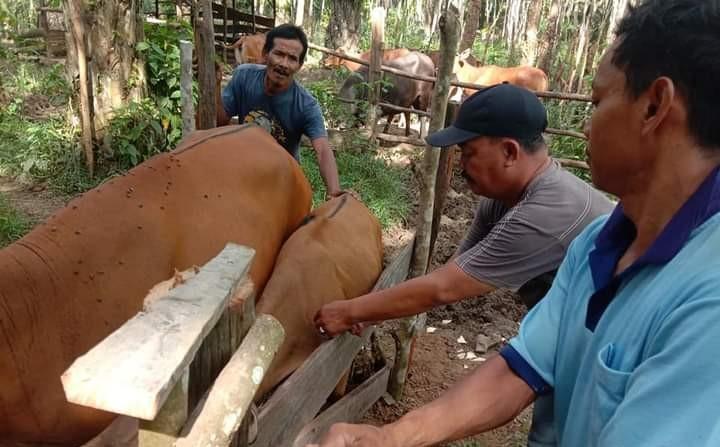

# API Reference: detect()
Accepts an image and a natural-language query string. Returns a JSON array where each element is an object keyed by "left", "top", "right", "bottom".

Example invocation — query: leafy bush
[
  {"left": 136, "top": 21, "right": 195, "bottom": 148},
  {"left": 106, "top": 99, "right": 166, "bottom": 168}
]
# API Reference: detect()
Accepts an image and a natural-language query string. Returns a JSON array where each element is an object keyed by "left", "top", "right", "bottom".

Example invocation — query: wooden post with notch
[
  {"left": 389, "top": 5, "right": 460, "bottom": 401},
  {"left": 367, "top": 7, "right": 385, "bottom": 144}
]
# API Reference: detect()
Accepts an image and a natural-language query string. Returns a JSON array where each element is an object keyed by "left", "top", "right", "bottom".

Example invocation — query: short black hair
[
  {"left": 612, "top": 0, "right": 720, "bottom": 150},
  {"left": 516, "top": 133, "right": 547, "bottom": 154},
  {"left": 263, "top": 24, "right": 309, "bottom": 65}
]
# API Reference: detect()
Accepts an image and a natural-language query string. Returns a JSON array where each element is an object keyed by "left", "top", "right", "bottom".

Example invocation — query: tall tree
[
  {"left": 458, "top": 0, "right": 482, "bottom": 53},
  {"left": 324, "top": 0, "right": 363, "bottom": 53},
  {"left": 537, "top": 0, "right": 562, "bottom": 74},
  {"left": 522, "top": 0, "right": 542, "bottom": 66},
  {"left": 63, "top": 0, "right": 147, "bottom": 174},
  {"left": 605, "top": 0, "right": 629, "bottom": 45}
]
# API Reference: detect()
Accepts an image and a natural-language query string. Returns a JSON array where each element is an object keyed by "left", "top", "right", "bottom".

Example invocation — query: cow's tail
[
  {"left": 326, "top": 193, "right": 349, "bottom": 219},
  {"left": 298, "top": 194, "right": 350, "bottom": 228}
]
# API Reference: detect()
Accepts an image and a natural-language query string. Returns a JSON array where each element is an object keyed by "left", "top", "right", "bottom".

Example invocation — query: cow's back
[
  {"left": 255, "top": 195, "right": 383, "bottom": 397},
  {"left": 0, "top": 125, "right": 311, "bottom": 445},
  {"left": 383, "top": 51, "right": 435, "bottom": 109}
]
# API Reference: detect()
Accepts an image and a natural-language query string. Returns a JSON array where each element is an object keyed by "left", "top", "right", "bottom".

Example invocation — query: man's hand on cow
[
  {"left": 306, "top": 423, "right": 397, "bottom": 447},
  {"left": 314, "top": 300, "right": 357, "bottom": 337}
]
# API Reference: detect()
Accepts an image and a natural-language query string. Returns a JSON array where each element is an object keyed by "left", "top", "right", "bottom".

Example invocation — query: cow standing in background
[
  {"left": 451, "top": 51, "right": 549, "bottom": 99},
  {"left": 339, "top": 51, "right": 435, "bottom": 136},
  {"left": 227, "top": 32, "right": 267, "bottom": 65}
]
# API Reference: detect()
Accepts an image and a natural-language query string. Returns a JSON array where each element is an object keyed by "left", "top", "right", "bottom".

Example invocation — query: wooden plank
[
  {"left": 292, "top": 367, "right": 390, "bottom": 447},
  {"left": 139, "top": 370, "right": 189, "bottom": 446},
  {"left": 210, "top": 3, "right": 275, "bottom": 27},
  {"left": 252, "top": 332, "right": 369, "bottom": 447},
  {"left": 61, "top": 244, "right": 256, "bottom": 421},
  {"left": 213, "top": 23, "right": 272, "bottom": 35},
  {"left": 372, "top": 237, "right": 414, "bottom": 293},
  {"left": 252, "top": 239, "right": 413, "bottom": 447},
  {"left": 175, "top": 315, "right": 285, "bottom": 447}
]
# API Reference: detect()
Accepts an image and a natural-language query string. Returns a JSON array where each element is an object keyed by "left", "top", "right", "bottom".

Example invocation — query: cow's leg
[
  {"left": 383, "top": 113, "right": 395, "bottom": 134},
  {"left": 404, "top": 111, "right": 412, "bottom": 137}
]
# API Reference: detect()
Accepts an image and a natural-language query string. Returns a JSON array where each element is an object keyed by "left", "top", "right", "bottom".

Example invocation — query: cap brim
[{"left": 425, "top": 126, "right": 481, "bottom": 148}]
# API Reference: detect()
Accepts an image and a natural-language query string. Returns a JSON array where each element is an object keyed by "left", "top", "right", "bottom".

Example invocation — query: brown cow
[
  {"left": 339, "top": 51, "right": 435, "bottom": 136},
  {"left": 324, "top": 48, "right": 411, "bottom": 72},
  {"left": 0, "top": 125, "right": 311, "bottom": 445},
  {"left": 228, "top": 32, "right": 267, "bottom": 65},
  {"left": 453, "top": 57, "right": 549, "bottom": 98},
  {"left": 255, "top": 194, "right": 383, "bottom": 398}
]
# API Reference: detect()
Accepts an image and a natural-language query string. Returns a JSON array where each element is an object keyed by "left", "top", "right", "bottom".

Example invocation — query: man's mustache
[{"left": 461, "top": 170, "right": 472, "bottom": 182}]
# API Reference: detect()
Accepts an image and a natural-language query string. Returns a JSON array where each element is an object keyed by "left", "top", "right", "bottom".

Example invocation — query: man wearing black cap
[{"left": 314, "top": 83, "right": 612, "bottom": 337}]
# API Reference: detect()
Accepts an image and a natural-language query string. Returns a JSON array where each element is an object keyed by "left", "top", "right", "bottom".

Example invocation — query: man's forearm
[
  {"left": 348, "top": 275, "right": 441, "bottom": 325},
  {"left": 348, "top": 264, "right": 494, "bottom": 325},
  {"left": 383, "top": 355, "right": 535, "bottom": 446},
  {"left": 317, "top": 147, "right": 341, "bottom": 195}
]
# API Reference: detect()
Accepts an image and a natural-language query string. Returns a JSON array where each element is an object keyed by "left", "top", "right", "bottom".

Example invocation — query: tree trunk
[
  {"left": 522, "top": 0, "right": 542, "bottom": 66},
  {"left": 458, "top": 0, "right": 482, "bottom": 53},
  {"left": 63, "top": 0, "right": 95, "bottom": 176},
  {"left": 324, "top": 0, "right": 363, "bottom": 53},
  {"left": 605, "top": 0, "right": 629, "bottom": 45},
  {"left": 195, "top": 0, "right": 217, "bottom": 130},
  {"left": 537, "top": 0, "right": 562, "bottom": 75},
  {"left": 294, "top": 0, "right": 305, "bottom": 25},
  {"left": 569, "top": 0, "right": 591, "bottom": 92},
  {"left": 86, "top": 0, "right": 146, "bottom": 141}
]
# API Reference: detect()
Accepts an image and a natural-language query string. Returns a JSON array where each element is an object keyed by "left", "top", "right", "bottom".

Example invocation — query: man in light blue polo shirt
[{"left": 308, "top": 0, "right": 720, "bottom": 446}]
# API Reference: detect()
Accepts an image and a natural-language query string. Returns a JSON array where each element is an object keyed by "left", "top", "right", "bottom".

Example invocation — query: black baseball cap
[{"left": 425, "top": 83, "right": 548, "bottom": 147}]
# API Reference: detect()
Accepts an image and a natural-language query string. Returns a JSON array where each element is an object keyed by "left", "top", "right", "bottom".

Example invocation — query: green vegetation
[
  {"left": 300, "top": 146, "right": 410, "bottom": 228},
  {"left": 0, "top": 195, "right": 30, "bottom": 247}
]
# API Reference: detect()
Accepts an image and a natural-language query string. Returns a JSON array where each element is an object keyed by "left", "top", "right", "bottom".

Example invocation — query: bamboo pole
[{"left": 367, "top": 7, "right": 385, "bottom": 144}]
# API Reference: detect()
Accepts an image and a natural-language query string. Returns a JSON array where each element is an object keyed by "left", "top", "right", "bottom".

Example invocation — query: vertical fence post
[
  {"left": 180, "top": 40, "right": 195, "bottom": 136},
  {"left": 367, "top": 7, "right": 385, "bottom": 144},
  {"left": 389, "top": 5, "right": 460, "bottom": 401}
]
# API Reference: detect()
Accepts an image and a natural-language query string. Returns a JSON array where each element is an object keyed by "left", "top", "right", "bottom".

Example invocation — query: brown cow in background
[
  {"left": 324, "top": 48, "right": 411, "bottom": 72},
  {"left": 338, "top": 51, "right": 435, "bottom": 136},
  {"left": 0, "top": 125, "right": 311, "bottom": 445},
  {"left": 451, "top": 51, "right": 549, "bottom": 99},
  {"left": 228, "top": 32, "right": 267, "bottom": 65}
]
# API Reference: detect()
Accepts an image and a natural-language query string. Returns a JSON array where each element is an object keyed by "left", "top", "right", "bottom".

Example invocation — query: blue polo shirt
[
  {"left": 221, "top": 64, "right": 327, "bottom": 160},
  {"left": 500, "top": 167, "right": 720, "bottom": 446}
]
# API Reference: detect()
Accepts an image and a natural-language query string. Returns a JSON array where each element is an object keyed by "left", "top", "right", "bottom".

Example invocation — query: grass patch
[
  {"left": 300, "top": 147, "right": 411, "bottom": 228},
  {"left": 0, "top": 195, "right": 30, "bottom": 247}
]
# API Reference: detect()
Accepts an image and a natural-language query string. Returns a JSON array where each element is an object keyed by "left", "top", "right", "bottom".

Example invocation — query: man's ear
[
  {"left": 502, "top": 138, "right": 521, "bottom": 166},
  {"left": 641, "top": 76, "right": 676, "bottom": 136}
]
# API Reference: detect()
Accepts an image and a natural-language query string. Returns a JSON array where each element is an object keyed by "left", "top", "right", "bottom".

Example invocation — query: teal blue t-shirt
[
  {"left": 502, "top": 168, "right": 720, "bottom": 446},
  {"left": 221, "top": 64, "right": 327, "bottom": 159}
]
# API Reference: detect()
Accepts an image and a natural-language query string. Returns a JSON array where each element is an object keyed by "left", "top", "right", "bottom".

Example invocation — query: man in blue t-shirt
[
  {"left": 307, "top": 1, "right": 720, "bottom": 446},
  {"left": 217, "top": 24, "right": 342, "bottom": 198}
]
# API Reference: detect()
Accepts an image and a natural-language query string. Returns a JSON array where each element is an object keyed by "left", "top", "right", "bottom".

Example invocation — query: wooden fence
[{"left": 62, "top": 239, "right": 414, "bottom": 447}]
